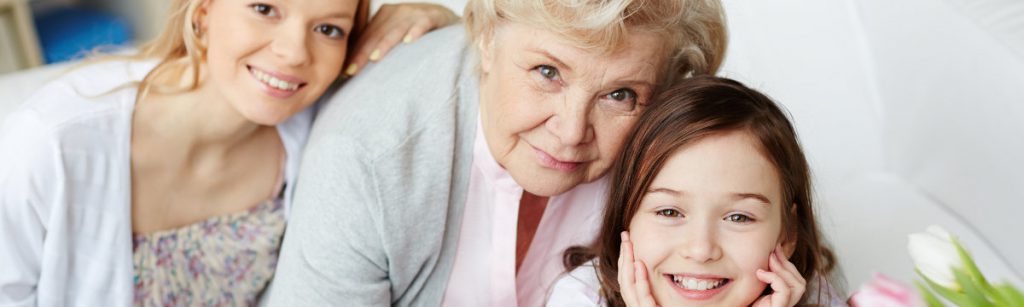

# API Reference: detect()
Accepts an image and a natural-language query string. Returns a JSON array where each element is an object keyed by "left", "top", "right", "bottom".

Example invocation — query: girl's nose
[{"left": 678, "top": 223, "right": 723, "bottom": 263}]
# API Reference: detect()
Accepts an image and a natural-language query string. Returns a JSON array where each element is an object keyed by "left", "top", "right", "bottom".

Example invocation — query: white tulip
[{"left": 907, "top": 225, "right": 962, "bottom": 291}]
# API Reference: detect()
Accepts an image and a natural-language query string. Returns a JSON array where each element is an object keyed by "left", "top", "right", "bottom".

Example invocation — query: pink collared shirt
[{"left": 441, "top": 120, "right": 609, "bottom": 307}]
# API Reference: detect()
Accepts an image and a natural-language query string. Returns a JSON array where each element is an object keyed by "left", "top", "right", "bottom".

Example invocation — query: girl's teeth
[{"left": 672, "top": 276, "right": 726, "bottom": 291}]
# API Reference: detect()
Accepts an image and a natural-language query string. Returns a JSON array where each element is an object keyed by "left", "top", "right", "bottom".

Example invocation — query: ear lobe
[{"left": 782, "top": 238, "right": 797, "bottom": 258}]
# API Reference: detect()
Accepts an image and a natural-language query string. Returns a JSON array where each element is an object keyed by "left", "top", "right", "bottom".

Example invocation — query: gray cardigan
[{"left": 265, "top": 25, "right": 479, "bottom": 306}]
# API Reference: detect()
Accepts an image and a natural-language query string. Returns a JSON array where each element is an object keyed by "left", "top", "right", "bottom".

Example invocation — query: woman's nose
[
  {"left": 270, "top": 26, "right": 311, "bottom": 66},
  {"left": 545, "top": 92, "right": 594, "bottom": 146}
]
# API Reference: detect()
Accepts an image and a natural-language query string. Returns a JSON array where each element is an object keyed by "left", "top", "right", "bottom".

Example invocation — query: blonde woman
[
  {"left": 266, "top": 0, "right": 728, "bottom": 306},
  {"left": 0, "top": 0, "right": 456, "bottom": 305}
]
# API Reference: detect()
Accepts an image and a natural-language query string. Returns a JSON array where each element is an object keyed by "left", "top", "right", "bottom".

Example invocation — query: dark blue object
[{"left": 33, "top": 7, "right": 133, "bottom": 64}]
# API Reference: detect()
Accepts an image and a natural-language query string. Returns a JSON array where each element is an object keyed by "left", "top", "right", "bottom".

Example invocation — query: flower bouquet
[{"left": 850, "top": 225, "right": 1024, "bottom": 307}]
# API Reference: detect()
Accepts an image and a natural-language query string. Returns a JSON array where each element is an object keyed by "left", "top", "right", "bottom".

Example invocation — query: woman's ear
[
  {"left": 477, "top": 25, "right": 499, "bottom": 75},
  {"left": 193, "top": 0, "right": 212, "bottom": 37}
]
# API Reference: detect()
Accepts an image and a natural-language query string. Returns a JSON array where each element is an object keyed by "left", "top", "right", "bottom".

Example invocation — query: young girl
[
  {"left": 0, "top": 0, "right": 454, "bottom": 305},
  {"left": 547, "top": 76, "right": 843, "bottom": 306}
]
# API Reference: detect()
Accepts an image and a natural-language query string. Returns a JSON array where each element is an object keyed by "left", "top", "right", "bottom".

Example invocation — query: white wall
[{"left": 719, "top": 0, "right": 1024, "bottom": 289}]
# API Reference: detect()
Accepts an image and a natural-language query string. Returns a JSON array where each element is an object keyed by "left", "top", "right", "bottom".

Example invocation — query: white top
[
  {"left": 546, "top": 261, "right": 605, "bottom": 306},
  {"left": 441, "top": 120, "right": 609, "bottom": 307},
  {"left": 0, "top": 60, "right": 314, "bottom": 307}
]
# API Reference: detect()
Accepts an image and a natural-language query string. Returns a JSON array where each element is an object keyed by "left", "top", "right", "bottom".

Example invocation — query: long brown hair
[{"left": 563, "top": 76, "right": 837, "bottom": 306}]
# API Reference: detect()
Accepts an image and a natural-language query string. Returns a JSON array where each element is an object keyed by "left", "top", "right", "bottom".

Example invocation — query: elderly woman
[{"left": 266, "top": 0, "right": 726, "bottom": 306}]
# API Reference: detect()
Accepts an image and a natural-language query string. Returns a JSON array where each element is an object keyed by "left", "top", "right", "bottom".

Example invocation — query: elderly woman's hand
[{"left": 345, "top": 3, "right": 459, "bottom": 76}]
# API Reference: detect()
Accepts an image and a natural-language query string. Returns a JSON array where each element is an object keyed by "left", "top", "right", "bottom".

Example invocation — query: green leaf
[
  {"left": 953, "top": 237, "right": 993, "bottom": 289},
  {"left": 919, "top": 269, "right": 974, "bottom": 306},
  {"left": 994, "top": 284, "right": 1024, "bottom": 307},
  {"left": 953, "top": 268, "right": 992, "bottom": 306},
  {"left": 918, "top": 281, "right": 949, "bottom": 307},
  {"left": 951, "top": 237, "right": 1008, "bottom": 304}
]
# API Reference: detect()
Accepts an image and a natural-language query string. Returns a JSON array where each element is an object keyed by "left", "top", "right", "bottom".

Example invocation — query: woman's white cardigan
[{"left": 0, "top": 61, "right": 313, "bottom": 307}]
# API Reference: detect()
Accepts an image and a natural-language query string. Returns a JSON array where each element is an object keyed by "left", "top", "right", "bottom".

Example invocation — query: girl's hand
[
  {"left": 345, "top": 3, "right": 459, "bottom": 76},
  {"left": 752, "top": 245, "right": 807, "bottom": 307},
  {"left": 618, "top": 231, "right": 660, "bottom": 307}
]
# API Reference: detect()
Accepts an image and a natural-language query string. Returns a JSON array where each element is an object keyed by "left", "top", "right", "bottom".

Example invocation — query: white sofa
[{"left": 1, "top": 0, "right": 1021, "bottom": 295}]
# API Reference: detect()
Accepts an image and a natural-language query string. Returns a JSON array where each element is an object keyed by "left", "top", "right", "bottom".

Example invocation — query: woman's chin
[{"left": 510, "top": 169, "right": 584, "bottom": 197}]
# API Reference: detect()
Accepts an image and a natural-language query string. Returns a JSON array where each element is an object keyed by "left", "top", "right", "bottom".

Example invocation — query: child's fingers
[
  {"left": 756, "top": 269, "right": 790, "bottom": 307},
  {"left": 619, "top": 232, "right": 639, "bottom": 306},
  {"left": 775, "top": 246, "right": 800, "bottom": 277},
  {"left": 770, "top": 248, "right": 805, "bottom": 304},
  {"left": 634, "top": 261, "right": 659, "bottom": 307}
]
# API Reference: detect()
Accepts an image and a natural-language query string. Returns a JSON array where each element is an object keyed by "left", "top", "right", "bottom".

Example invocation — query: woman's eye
[
  {"left": 607, "top": 88, "right": 636, "bottom": 102},
  {"left": 534, "top": 65, "right": 561, "bottom": 81},
  {"left": 655, "top": 208, "right": 683, "bottom": 218},
  {"left": 601, "top": 88, "right": 638, "bottom": 112},
  {"left": 724, "top": 214, "right": 753, "bottom": 223},
  {"left": 251, "top": 3, "right": 278, "bottom": 17},
  {"left": 315, "top": 24, "right": 346, "bottom": 39}
]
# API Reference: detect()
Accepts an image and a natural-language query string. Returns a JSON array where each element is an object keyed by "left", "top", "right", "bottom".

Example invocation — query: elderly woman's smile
[{"left": 477, "top": 21, "right": 668, "bottom": 197}]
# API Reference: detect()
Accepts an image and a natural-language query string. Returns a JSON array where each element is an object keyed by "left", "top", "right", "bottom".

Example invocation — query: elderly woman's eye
[
  {"left": 600, "top": 88, "right": 639, "bottom": 112},
  {"left": 724, "top": 214, "right": 754, "bottom": 223},
  {"left": 251, "top": 3, "right": 278, "bottom": 17},
  {"left": 655, "top": 208, "right": 683, "bottom": 218},
  {"left": 608, "top": 89, "right": 636, "bottom": 102},
  {"left": 534, "top": 65, "right": 560, "bottom": 81}
]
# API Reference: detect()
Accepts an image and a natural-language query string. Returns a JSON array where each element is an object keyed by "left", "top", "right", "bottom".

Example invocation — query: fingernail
[
  {"left": 620, "top": 231, "right": 628, "bottom": 241},
  {"left": 345, "top": 64, "right": 358, "bottom": 76},
  {"left": 403, "top": 34, "right": 413, "bottom": 43},
  {"left": 369, "top": 49, "right": 381, "bottom": 61}
]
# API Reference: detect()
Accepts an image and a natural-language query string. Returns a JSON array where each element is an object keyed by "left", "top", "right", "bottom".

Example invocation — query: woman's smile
[
  {"left": 247, "top": 65, "right": 307, "bottom": 99},
  {"left": 531, "top": 145, "right": 583, "bottom": 172}
]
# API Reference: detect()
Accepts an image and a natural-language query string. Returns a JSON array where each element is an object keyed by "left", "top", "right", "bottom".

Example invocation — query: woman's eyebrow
[{"left": 524, "top": 47, "right": 572, "bottom": 73}]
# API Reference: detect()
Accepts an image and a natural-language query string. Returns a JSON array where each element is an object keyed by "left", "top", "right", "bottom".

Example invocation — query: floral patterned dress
[{"left": 131, "top": 198, "right": 285, "bottom": 307}]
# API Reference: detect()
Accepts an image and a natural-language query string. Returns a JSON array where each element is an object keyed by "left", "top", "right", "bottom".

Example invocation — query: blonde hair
[
  {"left": 463, "top": 0, "right": 727, "bottom": 83},
  {"left": 96, "top": 0, "right": 368, "bottom": 98}
]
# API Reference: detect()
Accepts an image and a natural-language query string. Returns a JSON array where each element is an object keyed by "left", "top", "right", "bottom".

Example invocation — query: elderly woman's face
[{"left": 478, "top": 22, "right": 668, "bottom": 196}]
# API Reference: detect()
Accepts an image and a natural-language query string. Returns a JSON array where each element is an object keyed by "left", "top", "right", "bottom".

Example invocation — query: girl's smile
[{"left": 663, "top": 273, "right": 732, "bottom": 300}]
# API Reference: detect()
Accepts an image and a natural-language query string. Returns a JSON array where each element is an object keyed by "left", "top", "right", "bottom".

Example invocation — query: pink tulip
[{"left": 849, "top": 273, "right": 923, "bottom": 307}]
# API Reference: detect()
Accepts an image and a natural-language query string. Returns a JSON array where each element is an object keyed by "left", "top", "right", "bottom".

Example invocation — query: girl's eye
[
  {"left": 251, "top": 3, "right": 278, "bottom": 17},
  {"left": 315, "top": 24, "right": 346, "bottom": 39},
  {"left": 534, "top": 65, "right": 561, "bottom": 81},
  {"left": 724, "top": 214, "right": 754, "bottom": 223},
  {"left": 655, "top": 208, "right": 683, "bottom": 218}
]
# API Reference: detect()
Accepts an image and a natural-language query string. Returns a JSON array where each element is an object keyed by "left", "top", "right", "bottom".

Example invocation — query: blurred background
[
  {"left": 0, "top": 0, "right": 165, "bottom": 73},
  {"left": 1, "top": 0, "right": 1022, "bottom": 297}
]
